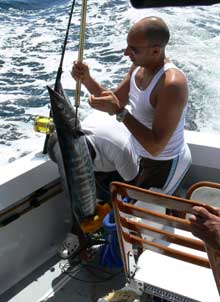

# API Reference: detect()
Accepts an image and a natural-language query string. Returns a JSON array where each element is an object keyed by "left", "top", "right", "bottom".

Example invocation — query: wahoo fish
[{"left": 47, "top": 81, "right": 96, "bottom": 224}]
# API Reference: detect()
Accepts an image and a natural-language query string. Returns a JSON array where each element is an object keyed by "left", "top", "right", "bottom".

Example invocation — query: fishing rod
[{"left": 42, "top": 0, "right": 76, "bottom": 154}]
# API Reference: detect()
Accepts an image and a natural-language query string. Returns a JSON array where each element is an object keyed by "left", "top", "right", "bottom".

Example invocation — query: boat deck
[
  {"left": 46, "top": 259, "right": 126, "bottom": 302},
  {"left": 2, "top": 253, "right": 126, "bottom": 302},
  {"left": 2, "top": 249, "right": 155, "bottom": 302}
]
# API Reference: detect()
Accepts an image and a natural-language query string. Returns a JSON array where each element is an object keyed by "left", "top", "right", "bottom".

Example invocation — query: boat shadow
[{"left": 41, "top": 254, "right": 126, "bottom": 302}]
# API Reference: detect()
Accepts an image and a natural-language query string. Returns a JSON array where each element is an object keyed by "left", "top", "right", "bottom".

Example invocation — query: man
[
  {"left": 189, "top": 206, "right": 220, "bottom": 251},
  {"left": 72, "top": 16, "right": 191, "bottom": 195},
  {"left": 52, "top": 16, "right": 192, "bottom": 260}
]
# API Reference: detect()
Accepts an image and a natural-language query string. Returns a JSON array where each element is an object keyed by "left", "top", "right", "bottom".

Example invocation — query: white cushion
[{"left": 134, "top": 229, "right": 219, "bottom": 302}]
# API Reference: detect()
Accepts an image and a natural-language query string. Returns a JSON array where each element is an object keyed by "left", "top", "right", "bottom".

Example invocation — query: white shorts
[{"left": 82, "top": 110, "right": 139, "bottom": 182}]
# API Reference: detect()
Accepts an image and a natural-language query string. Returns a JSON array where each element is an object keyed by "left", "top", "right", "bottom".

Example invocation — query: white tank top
[{"left": 129, "top": 62, "right": 187, "bottom": 160}]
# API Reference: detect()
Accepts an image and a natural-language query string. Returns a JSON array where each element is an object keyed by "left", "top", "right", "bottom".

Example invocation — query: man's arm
[
  {"left": 88, "top": 68, "right": 135, "bottom": 114},
  {"left": 71, "top": 61, "right": 104, "bottom": 96},
  {"left": 71, "top": 61, "right": 134, "bottom": 107},
  {"left": 124, "top": 69, "right": 188, "bottom": 155}
]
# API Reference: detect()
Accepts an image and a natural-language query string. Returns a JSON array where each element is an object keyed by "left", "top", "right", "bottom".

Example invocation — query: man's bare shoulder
[
  {"left": 164, "top": 67, "right": 187, "bottom": 87},
  {"left": 154, "top": 67, "right": 188, "bottom": 108}
]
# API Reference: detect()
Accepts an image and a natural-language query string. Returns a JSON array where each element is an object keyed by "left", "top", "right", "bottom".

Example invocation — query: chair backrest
[
  {"left": 186, "top": 181, "right": 220, "bottom": 207},
  {"left": 186, "top": 180, "right": 220, "bottom": 297},
  {"left": 111, "top": 181, "right": 220, "bottom": 297}
]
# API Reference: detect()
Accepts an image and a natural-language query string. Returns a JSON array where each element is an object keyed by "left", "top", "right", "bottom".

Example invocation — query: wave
[
  {"left": 0, "top": 0, "right": 220, "bottom": 165},
  {"left": 0, "top": 0, "right": 69, "bottom": 10}
]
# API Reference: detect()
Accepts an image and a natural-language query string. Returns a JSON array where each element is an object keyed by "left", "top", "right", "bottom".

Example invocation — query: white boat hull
[
  {"left": 0, "top": 130, "right": 220, "bottom": 299},
  {"left": 0, "top": 152, "right": 72, "bottom": 296}
]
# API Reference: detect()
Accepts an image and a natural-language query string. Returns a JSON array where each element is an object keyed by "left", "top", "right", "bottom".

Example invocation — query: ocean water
[{"left": 0, "top": 0, "right": 220, "bottom": 166}]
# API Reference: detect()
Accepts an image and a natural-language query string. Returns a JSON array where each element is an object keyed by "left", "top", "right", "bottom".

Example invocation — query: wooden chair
[{"left": 111, "top": 181, "right": 220, "bottom": 302}]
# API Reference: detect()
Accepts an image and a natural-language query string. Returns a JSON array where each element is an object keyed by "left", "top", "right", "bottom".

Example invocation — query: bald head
[{"left": 130, "top": 16, "right": 170, "bottom": 48}]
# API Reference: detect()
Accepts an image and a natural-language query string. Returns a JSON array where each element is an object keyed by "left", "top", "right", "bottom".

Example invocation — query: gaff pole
[{"left": 75, "top": 0, "right": 87, "bottom": 127}]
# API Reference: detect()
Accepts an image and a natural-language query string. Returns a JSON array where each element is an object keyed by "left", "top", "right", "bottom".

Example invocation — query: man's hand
[
  {"left": 71, "top": 60, "right": 91, "bottom": 84},
  {"left": 189, "top": 206, "right": 220, "bottom": 251},
  {"left": 89, "top": 90, "right": 123, "bottom": 115}
]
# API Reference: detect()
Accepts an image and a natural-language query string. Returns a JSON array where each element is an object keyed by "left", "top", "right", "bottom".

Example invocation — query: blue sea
[{"left": 0, "top": 0, "right": 220, "bottom": 165}]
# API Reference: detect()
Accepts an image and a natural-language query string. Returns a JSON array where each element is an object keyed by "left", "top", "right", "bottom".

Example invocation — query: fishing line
[
  {"left": 64, "top": 272, "right": 123, "bottom": 284},
  {"left": 82, "top": 262, "right": 123, "bottom": 281},
  {"left": 42, "top": 0, "right": 76, "bottom": 154},
  {"left": 64, "top": 265, "right": 123, "bottom": 284},
  {"left": 60, "top": 258, "right": 123, "bottom": 283}
]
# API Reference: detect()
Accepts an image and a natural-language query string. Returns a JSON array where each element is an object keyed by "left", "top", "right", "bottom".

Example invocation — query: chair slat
[
  {"left": 112, "top": 182, "right": 217, "bottom": 214},
  {"left": 120, "top": 216, "right": 205, "bottom": 252},
  {"left": 117, "top": 199, "right": 191, "bottom": 232},
  {"left": 123, "top": 232, "right": 210, "bottom": 268}
]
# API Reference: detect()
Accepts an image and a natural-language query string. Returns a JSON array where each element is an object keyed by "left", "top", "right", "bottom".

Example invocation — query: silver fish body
[{"left": 47, "top": 82, "right": 96, "bottom": 223}]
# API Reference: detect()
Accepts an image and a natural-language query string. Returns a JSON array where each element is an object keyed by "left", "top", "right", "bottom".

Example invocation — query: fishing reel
[{"left": 34, "top": 116, "right": 55, "bottom": 135}]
